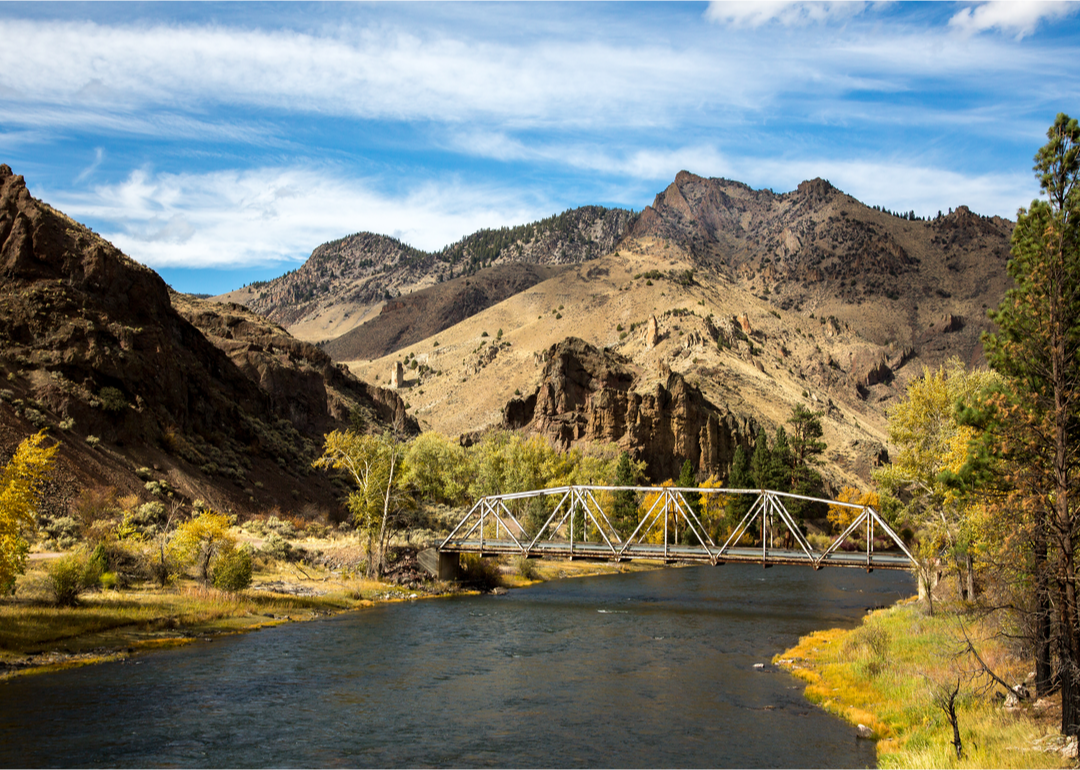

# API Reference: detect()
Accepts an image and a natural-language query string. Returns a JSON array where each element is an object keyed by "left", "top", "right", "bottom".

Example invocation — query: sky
[{"left": 1, "top": 1, "right": 1079, "bottom": 295}]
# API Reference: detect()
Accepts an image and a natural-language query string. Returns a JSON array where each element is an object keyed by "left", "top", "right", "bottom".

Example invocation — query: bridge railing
[{"left": 438, "top": 485, "right": 916, "bottom": 570}]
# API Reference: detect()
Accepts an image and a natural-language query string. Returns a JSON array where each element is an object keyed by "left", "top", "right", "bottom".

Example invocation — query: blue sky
[{"left": 1, "top": 1, "right": 1078, "bottom": 295}]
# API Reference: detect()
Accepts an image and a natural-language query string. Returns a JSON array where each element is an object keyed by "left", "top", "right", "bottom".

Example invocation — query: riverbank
[
  {"left": 774, "top": 599, "right": 1071, "bottom": 768},
  {"left": 0, "top": 552, "right": 654, "bottom": 681}
]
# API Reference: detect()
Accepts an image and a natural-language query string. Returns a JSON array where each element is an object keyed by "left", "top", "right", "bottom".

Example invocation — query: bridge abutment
[{"left": 419, "top": 548, "right": 463, "bottom": 580}]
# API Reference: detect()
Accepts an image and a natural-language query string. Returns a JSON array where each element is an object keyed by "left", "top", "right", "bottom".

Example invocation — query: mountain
[
  {"left": 0, "top": 165, "right": 413, "bottom": 521},
  {"left": 337, "top": 172, "right": 1014, "bottom": 488},
  {"left": 321, "top": 263, "right": 569, "bottom": 362},
  {"left": 630, "top": 172, "right": 1013, "bottom": 369},
  {"left": 216, "top": 206, "right": 636, "bottom": 344}
]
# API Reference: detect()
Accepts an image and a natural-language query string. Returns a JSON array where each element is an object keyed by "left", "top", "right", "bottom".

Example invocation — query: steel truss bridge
[{"left": 437, "top": 485, "right": 916, "bottom": 572}]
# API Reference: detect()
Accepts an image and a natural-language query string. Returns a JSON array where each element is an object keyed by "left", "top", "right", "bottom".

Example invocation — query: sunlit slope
[{"left": 346, "top": 237, "right": 899, "bottom": 489}]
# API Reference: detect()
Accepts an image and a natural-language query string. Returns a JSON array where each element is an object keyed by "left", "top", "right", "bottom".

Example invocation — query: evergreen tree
[
  {"left": 787, "top": 404, "right": 827, "bottom": 517},
  {"left": 677, "top": 458, "right": 701, "bottom": 543},
  {"left": 749, "top": 427, "right": 772, "bottom": 489},
  {"left": 727, "top": 443, "right": 753, "bottom": 519},
  {"left": 611, "top": 451, "right": 639, "bottom": 538},
  {"left": 979, "top": 113, "right": 1080, "bottom": 732},
  {"left": 767, "top": 426, "right": 793, "bottom": 491}
]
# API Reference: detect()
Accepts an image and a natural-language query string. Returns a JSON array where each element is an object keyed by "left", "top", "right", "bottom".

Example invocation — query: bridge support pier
[{"left": 418, "top": 549, "right": 463, "bottom": 581}]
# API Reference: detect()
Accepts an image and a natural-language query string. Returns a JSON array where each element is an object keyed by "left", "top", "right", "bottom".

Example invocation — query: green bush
[
  {"left": 259, "top": 532, "right": 293, "bottom": 561},
  {"left": 41, "top": 515, "right": 81, "bottom": 550},
  {"left": 212, "top": 545, "right": 253, "bottom": 592},
  {"left": 47, "top": 552, "right": 95, "bottom": 606},
  {"left": 513, "top": 555, "right": 538, "bottom": 580},
  {"left": 129, "top": 501, "right": 167, "bottom": 536},
  {"left": 98, "top": 387, "right": 128, "bottom": 413}
]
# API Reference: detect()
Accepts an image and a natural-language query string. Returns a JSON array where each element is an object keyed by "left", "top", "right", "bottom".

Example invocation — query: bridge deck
[{"left": 440, "top": 538, "right": 911, "bottom": 570}]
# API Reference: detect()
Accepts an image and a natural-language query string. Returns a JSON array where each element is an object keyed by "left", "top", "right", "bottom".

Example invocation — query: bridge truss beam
[{"left": 438, "top": 486, "right": 916, "bottom": 571}]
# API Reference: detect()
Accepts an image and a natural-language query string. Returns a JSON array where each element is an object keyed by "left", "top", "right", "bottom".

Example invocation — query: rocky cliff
[
  {"left": 630, "top": 171, "right": 1013, "bottom": 371},
  {"left": 504, "top": 337, "right": 755, "bottom": 481},
  {"left": 0, "top": 164, "right": 412, "bottom": 518}
]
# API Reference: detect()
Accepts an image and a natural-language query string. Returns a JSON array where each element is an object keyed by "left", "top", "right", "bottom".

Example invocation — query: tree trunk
[
  {"left": 965, "top": 552, "right": 976, "bottom": 601},
  {"left": 918, "top": 561, "right": 935, "bottom": 617},
  {"left": 1036, "top": 534, "right": 1054, "bottom": 697}
]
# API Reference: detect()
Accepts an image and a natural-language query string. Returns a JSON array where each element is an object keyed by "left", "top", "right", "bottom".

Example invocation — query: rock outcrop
[
  {"left": 504, "top": 337, "right": 754, "bottom": 481},
  {"left": 0, "top": 164, "right": 413, "bottom": 517},
  {"left": 172, "top": 295, "right": 416, "bottom": 436}
]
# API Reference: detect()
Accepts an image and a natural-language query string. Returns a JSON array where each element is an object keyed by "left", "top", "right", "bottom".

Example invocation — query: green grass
[
  {"left": 776, "top": 600, "right": 1068, "bottom": 768},
  {"left": 0, "top": 560, "right": 420, "bottom": 676}
]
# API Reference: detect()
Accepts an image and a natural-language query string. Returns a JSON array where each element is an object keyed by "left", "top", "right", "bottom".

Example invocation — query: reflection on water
[{"left": 0, "top": 564, "right": 912, "bottom": 768}]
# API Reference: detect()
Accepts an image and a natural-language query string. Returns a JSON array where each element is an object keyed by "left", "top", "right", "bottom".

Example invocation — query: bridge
[{"left": 428, "top": 485, "right": 916, "bottom": 579}]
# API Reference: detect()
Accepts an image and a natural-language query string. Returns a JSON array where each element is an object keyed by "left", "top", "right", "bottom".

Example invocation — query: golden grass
[
  {"left": 1, "top": 553, "right": 643, "bottom": 679},
  {"left": 776, "top": 601, "right": 1069, "bottom": 769},
  {"left": 0, "top": 559, "right": 415, "bottom": 678}
]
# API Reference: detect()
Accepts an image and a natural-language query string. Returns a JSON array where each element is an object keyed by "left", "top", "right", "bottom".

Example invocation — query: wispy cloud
[
  {"left": 50, "top": 167, "right": 547, "bottom": 269},
  {"left": 73, "top": 147, "right": 104, "bottom": 184},
  {"left": 736, "top": 157, "right": 1038, "bottom": 219},
  {"left": 704, "top": 1, "right": 869, "bottom": 28},
  {"left": 0, "top": 11, "right": 1068, "bottom": 137},
  {"left": 948, "top": 1, "right": 1079, "bottom": 39}
]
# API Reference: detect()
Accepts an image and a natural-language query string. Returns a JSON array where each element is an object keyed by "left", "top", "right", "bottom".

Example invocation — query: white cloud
[
  {"left": 704, "top": 1, "right": 869, "bottom": 27},
  {"left": 0, "top": 19, "right": 717, "bottom": 130},
  {"left": 948, "top": 1, "right": 1079, "bottom": 38},
  {"left": 49, "top": 167, "right": 546, "bottom": 269},
  {"left": 448, "top": 131, "right": 734, "bottom": 181},
  {"left": 1, "top": 10, "right": 1058, "bottom": 139},
  {"left": 732, "top": 156, "right": 1038, "bottom": 219}
]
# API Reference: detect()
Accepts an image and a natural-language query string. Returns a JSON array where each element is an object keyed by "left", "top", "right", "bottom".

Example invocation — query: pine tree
[
  {"left": 677, "top": 458, "right": 701, "bottom": 543},
  {"left": 611, "top": 451, "right": 639, "bottom": 538},
  {"left": 980, "top": 113, "right": 1080, "bottom": 732}
]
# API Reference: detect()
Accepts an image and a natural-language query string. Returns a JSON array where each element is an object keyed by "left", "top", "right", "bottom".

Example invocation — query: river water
[{"left": 0, "top": 564, "right": 912, "bottom": 768}]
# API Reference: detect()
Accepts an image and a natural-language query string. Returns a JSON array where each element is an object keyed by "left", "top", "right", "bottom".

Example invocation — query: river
[{"left": 0, "top": 564, "right": 912, "bottom": 768}]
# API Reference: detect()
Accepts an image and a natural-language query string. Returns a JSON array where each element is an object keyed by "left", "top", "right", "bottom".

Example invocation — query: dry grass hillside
[{"left": 347, "top": 236, "right": 914, "bottom": 491}]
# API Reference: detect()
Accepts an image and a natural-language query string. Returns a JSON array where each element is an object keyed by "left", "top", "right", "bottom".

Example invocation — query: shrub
[
  {"left": 47, "top": 552, "right": 94, "bottom": 606},
  {"left": 85, "top": 435, "right": 101, "bottom": 447},
  {"left": 40, "top": 515, "right": 81, "bottom": 550},
  {"left": 98, "top": 387, "right": 128, "bottom": 413},
  {"left": 58, "top": 417, "right": 75, "bottom": 431},
  {"left": 129, "top": 501, "right": 167, "bottom": 536},
  {"left": 460, "top": 554, "right": 502, "bottom": 590},
  {"left": 513, "top": 555, "right": 538, "bottom": 580},
  {"left": 144, "top": 480, "right": 172, "bottom": 497},
  {"left": 135, "top": 467, "right": 154, "bottom": 481},
  {"left": 212, "top": 545, "right": 253, "bottom": 592},
  {"left": 260, "top": 532, "right": 293, "bottom": 561}
]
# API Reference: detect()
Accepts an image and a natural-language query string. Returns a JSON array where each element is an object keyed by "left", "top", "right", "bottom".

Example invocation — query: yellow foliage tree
[
  {"left": 827, "top": 486, "right": 880, "bottom": 531},
  {"left": 0, "top": 430, "right": 59, "bottom": 591},
  {"left": 170, "top": 510, "right": 235, "bottom": 585},
  {"left": 698, "top": 475, "right": 732, "bottom": 542},
  {"left": 638, "top": 480, "right": 682, "bottom": 544},
  {"left": 313, "top": 430, "right": 409, "bottom": 577},
  {"left": 873, "top": 359, "right": 1001, "bottom": 604}
]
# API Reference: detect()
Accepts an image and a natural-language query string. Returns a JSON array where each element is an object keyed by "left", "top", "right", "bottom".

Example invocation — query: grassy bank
[
  {"left": 1, "top": 550, "right": 652, "bottom": 680},
  {"left": 775, "top": 600, "right": 1070, "bottom": 768}
]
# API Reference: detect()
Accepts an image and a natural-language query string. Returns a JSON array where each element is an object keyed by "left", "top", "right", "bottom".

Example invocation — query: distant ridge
[{"left": 217, "top": 206, "right": 636, "bottom": 341}]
